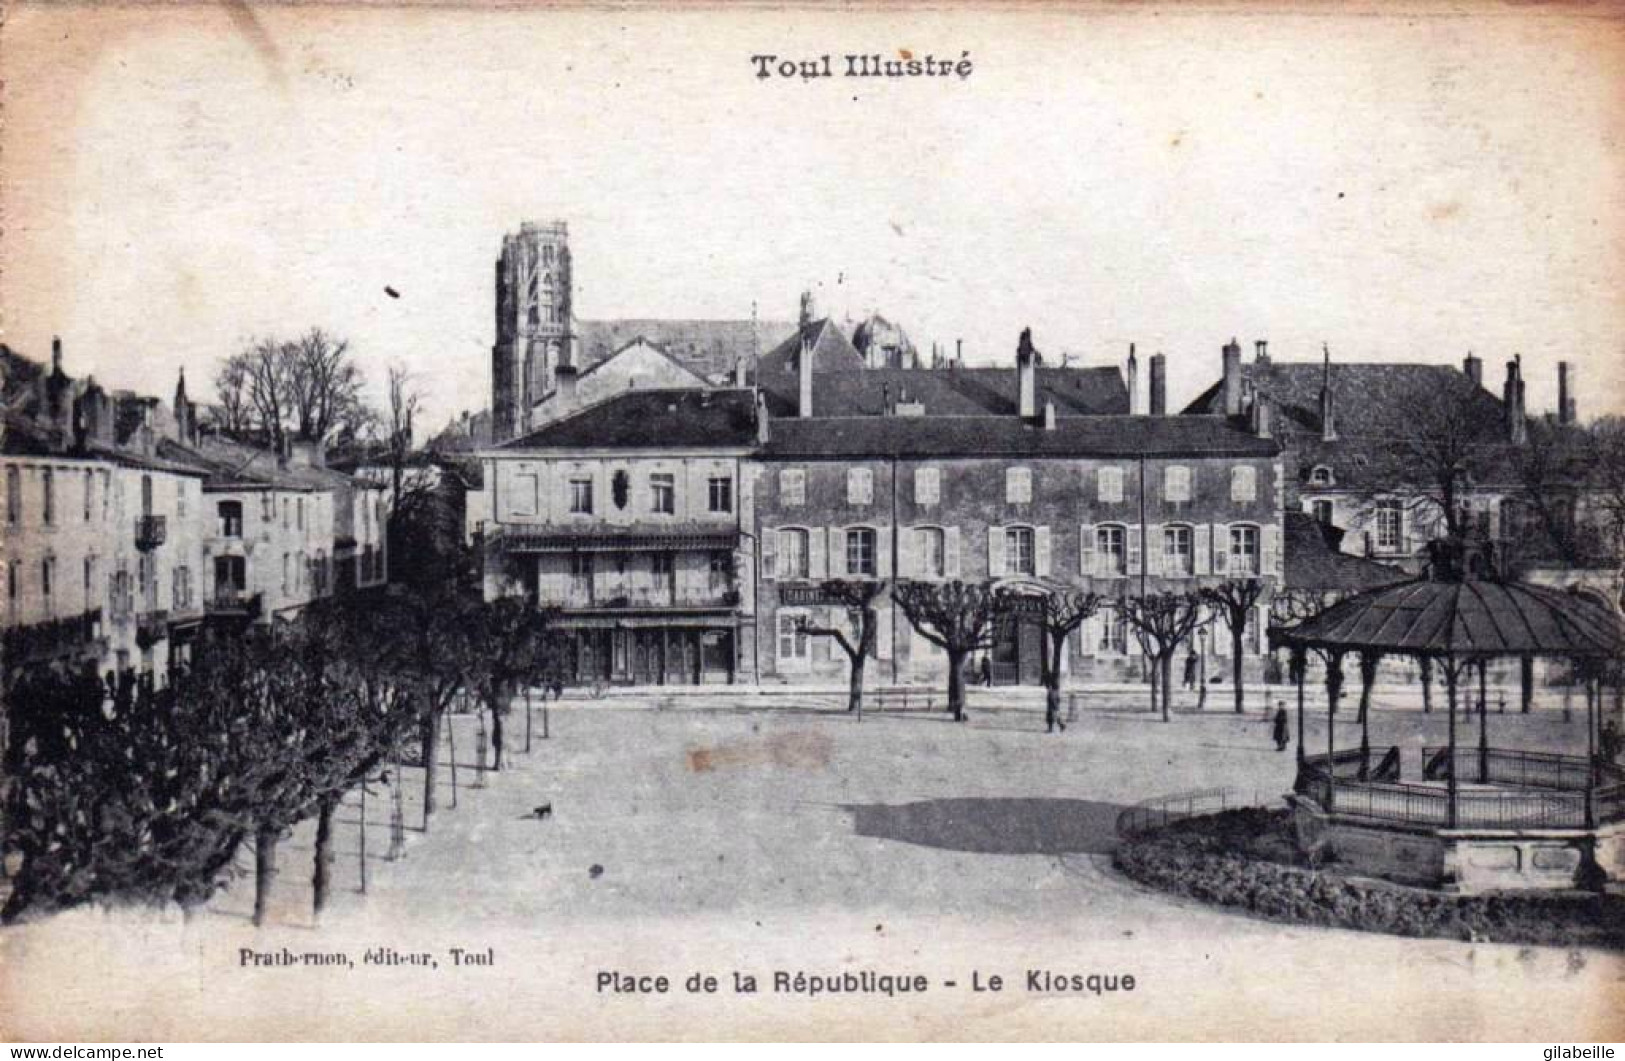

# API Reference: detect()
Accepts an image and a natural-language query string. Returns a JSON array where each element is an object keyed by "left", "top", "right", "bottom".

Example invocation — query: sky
[{"left": 3, "top": 3, "right": 1623, "bottom": 437}]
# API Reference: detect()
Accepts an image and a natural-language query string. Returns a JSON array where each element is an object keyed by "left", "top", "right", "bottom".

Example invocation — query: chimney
[
  {"left": 881, "top": 381, "right": 891, "bottom": 416},
  {"left": 1125, "top": 344, "right": 1140, "bottom": 415},
  {"left": 756, "top": 390, "right": 771, "bottom": 444},
  {"left": 556, "top": 363, "right": 579, "bottom": 409},
  {"left": 1255, "top": 339, "right": 1270, "bottom": 365},
  {"left": 1319, "top": 343, "right": 1336, "bottom": 441},
  {"left": 955, "top": 338, "right": 963, "bottom": 364},
  {"left": 1558, "top": 361, "right": 1576, "bottom": 425},
  {"left": 1149, "top": 353, "right": 1167, "bottom": 416},
  {"left": 798, "top": 326, "right": 814, "bottom": 418},
  {"left": 1221, "top": 338, "right": 1243, "bottom": 416},
  {"left": 733, "top": 357, "right": 748, "bottom": 388},
  {"left": 289, "top": 439, "right": 326, "bottom": 468},
  {"left": 1251, "top": 394, "right": 1272, "bottom": 438},
  {"left": 1504, "top": 357, "right": 1527, "bottom": 442},
  {"left": 51, "top": 336, "right": 62, "bottom": 375},
  {"left": 1463, "top": 352, "right": 1483, "bottom": 389},
  {"left": 1016, "top": 328, "right": 1038, "bottom": 419},
  {"left": 74, "top": 381, "right": 114, "bottom": 447},
  {"left": 1042, "top": 399, "right": 1057, "bottom": 431}
]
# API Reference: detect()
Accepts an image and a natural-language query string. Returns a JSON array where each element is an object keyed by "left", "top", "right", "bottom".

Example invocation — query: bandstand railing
[{"left": 1422, "top": 745, "right": 1601, "bottom": 791}]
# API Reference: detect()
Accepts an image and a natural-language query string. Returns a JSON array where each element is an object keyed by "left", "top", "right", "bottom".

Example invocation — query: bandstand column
[
  {"left": 1587, "top": 664, "right": 1598, "bottom": 830},
  {"left": 1478, "top": 658, "right": 1490, "bottom": 784},
  {"left": 1445, "top": 656, "right": 1459, "bottom": 829},
  {"left": 1294, "top": 647, "right": 1306, "bottom": 766}
]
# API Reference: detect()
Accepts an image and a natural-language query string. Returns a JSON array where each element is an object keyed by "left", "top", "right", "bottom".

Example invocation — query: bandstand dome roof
[{"left": 1271, "top": 577, "right": 1625, "bottom": 659}]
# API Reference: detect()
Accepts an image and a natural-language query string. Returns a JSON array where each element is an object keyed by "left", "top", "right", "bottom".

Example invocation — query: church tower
[{"left": 492, "top": 221, "right": 573, "bottom": 441}]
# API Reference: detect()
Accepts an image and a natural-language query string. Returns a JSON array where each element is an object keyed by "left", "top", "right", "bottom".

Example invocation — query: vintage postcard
[{"left": 2, "top": 0, "right": 1624, "bottom": 1043}]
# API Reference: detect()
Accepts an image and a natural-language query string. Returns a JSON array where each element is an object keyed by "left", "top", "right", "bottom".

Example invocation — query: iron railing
[
  {"left": 1423, "top": 745, "right": 1596, "bottom": 791},
  {"left": 1115, "top": 787, "right": 1260, "bottom": 838},
  {"left": 134, "top": 515, "right": 167, "bottom": 550}
]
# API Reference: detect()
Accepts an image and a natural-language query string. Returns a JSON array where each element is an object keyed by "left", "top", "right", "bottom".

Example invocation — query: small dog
[{"left": 531, "top": 803, "right": 553, "bottom": 821}]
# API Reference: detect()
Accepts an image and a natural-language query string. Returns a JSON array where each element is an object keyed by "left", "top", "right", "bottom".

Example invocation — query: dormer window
[{"left": 1309, "top": 465, "right": 1335, "bottom": 487}]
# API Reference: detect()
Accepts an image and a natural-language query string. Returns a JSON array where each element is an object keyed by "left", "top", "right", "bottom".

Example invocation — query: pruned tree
[
  {"left": 1009, "top": 588, "right": 1103, "bottom": 728},
  {"left": 1119, "top": 591, "right": 1209, "bottom": 722},
  {"left": 797, "top": 580, "right": 888, "bottom": 713},
  {"left": 469, "top": 597, "right": 565, "bottom": 769},
  {"left": 892, "top": 580, "right": 1008, "bottom": 722},
  {"left": 1200, "top": 578, "right": 1267, "bottom": 715}
]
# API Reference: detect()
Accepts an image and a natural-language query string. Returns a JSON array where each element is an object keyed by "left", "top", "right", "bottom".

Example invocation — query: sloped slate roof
[
  {"left": 1273, "top": 576, "right": 1625, "bottom": 657},
  {"left": 1283, "top": 511, "right": 1409, "bottom": 592},
  {"left": 156, "top": 437, "right": 365, "bottom": 491},
  {"left": 577, "top": 319, "right": 795, "bottom": 381},
  {"left": 1184, "top": 362, "right": 1504, "bottom": 438},
  {"left": 759, "top": 365, "right": 1128, "bottom": 419},
  {"left": 755, "top": 318, "right": 867, "bottom": 378},
  {"left": 764, "top": 413, "right": 1279, "bottom": 459},
  {"left": 499, "top": 388, "right": 760, "bottom": 450}
]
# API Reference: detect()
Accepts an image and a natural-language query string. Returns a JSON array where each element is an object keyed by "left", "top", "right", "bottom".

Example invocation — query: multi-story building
[{"left": 478, "top": 323, "right": 1286, "bottom": 688}]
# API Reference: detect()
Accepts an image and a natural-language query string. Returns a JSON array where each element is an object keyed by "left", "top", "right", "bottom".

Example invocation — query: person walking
[
  {"left": 979, "top": 654, "right": 992, "bottom": 688},
  {"left": 1045, "top": 687, "right": 1066, "bottom": 733},
  {"left": 1271, "top": 701, "right": 1291, "bottom": 752},
  {"left": 1183, "top": 650, "right": 1200, "bottom": 691}
]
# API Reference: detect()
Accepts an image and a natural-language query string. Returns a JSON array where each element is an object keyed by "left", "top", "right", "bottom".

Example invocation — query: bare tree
[
  {"left": 385, "top": 362, "right": 423, "bottom": 512},
  {"left": 215, "top": 329, "right": 373, "bottom": 450},
  {"left": 1200, "top": 578, "right": 1267, "bottom": 715},
  {"left": 212, "top": 355, "right": 254, "bottom": 437},
  {"left": 1354, "top": 390, "right": 1508, "bottom": 544},
  {"left": 797, "top": 580, "right": 888, "bottom": 713},
  {"left": 1013, "top": 588, "right": 1103, "bottom": 730},
  {"left": 892, "top": 580, "right": 1008, "bottom": 722},
  {"left": 1120, "top": 591, "right": 1209, "bottom": 722}
]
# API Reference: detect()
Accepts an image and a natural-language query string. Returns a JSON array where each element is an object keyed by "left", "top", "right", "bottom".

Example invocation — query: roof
[
  {"left": 1271, "top": 576, "right": 1625, "bottom": 658},
  {"left": 1283, "top": 511, "right": 1410, "bottom": 592},
  {"left": 755, "top": 318, "right": 867, "bottom": 378},
  {"left": 157, "top": 436, "right": 370, "bottom": 492},
  {"left": 498, "top": 388, "right": 760, "bottom": 450},
  {"left": 576, "top": 319, "right": 795, "bottom": 381},
  {"left": 763, "top": 413, "right": 1280, "bottom": 459}
]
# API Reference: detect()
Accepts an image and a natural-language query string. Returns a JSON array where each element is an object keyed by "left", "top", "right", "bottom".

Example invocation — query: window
[
  {"left": 569, "top": 477, "right": 594, "bottom": 515},
  {"left": 1004, "top": 526, "right": 1035, "bottom": 576},
  {"left": 1375, "top": 501, "right": 1404, "bottom": 551},
  {"left": 83, "top": 470, "right": 93, "bottom": 522},
  {"left": 707, "top": 476, "right": 733, "bottom": 514},
  {"left": 297, "top": 496, "right": 305, "bottom": 531},
  {"left": 708, "top": 551, "right": 733, "bottom": 582},
  {"left": 1309, "top": 465, "right": 1335, "bottom": 486},
  {"left": 6, "top": 466, "right": 19, "bottom": 524},
  {"left": 1098, "top": 606, "right": 1128, "bottom": 654},
  {"left": 41, "top": 557, "right": 54, "bottom": 612},
  {"left": 177, "top": 481, "right": 187, "bottom": 519},
  {"left": 1164, "top": 465, "right": 1192, "bottom": 503},
  {"left": 83, "top": 556, "right": 95, "bottom": 607},
  {"left": 218, "top": 500, "right": 243, "bottom": 538},
  {"left": 569, "top": 553, "right": 594, "bottom": 600},
  {"left": 1230, "top": 466, "right": 1257, "bottom": 503},
  {"left": 7, "top": 560, "right": 18, "bottom": 615},
  {"left": 173, "top": 566, "right": 192, "bottom": 609},
  {"left": 1097, "top": 467, "right": 1124, "bottom": 504},
  {"left": 282, "top": 498, "right": 290, "bottom": 529},
  {"left": 1229, "top": 524, "right": 1260, "bottom": 576},
  {"left": 846, "top": 527, "right": 877, "bottom": 577},
  {"left": 915, "top": 526, "right": 946, "bottom": 578},
  {"left": 650, "top": 473, "right": 675, "bottom": 515},
  {"left": 1006, "top": 467, "right": 1033, "bottom": 504},
  {"left": 777, "top": 610, "right": 810, "bottom": 668},
  {"left": 914, "top": 468, "right": 940, "bottom": 506},
  {"left": 652, "top": 553, "right": 674, "bottom": 578},
  {"left": 282, "top": 554, "right": 291, "bottom": 594},
  {"left": 1312, "top": 500, "right": 1334, "bottom": 526},
  {"left": 1163, "top": 524, "right": 1194, "bottom": 576},
  {"left": 261, "top": 494, "right": 274, "bottom": 522},
  {"left": 779, "top": 468, "right": 805, "bottom": 507},
  {"left": 42, "top": 468, "right": 54, "bottom": 526},
  {"left": 1097, "top": 525, "right": 1127, "bottom": 576},
  {"left": 778, "top": 528, "right": 810, "bottom": 580},
  {"left": 847, "top": 468, "right": 873, "bottom": 505}
]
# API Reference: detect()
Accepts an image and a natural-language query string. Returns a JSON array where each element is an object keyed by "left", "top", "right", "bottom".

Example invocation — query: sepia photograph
[{"left": 1, "top": 0, "right": 1624, "bottom": 1044}]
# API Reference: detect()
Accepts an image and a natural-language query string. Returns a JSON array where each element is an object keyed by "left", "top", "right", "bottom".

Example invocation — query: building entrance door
[
  {"left": 632, "top": 630, "right": 665, "bottom": 685},
  {"left": 991, "top": 615, "right": 1044, "bottom": 686}
]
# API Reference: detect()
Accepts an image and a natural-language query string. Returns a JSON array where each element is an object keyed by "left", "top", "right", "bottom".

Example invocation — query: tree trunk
[
  {"left": 1148, "top": 654, "right": 1160, "bottom": 714},
  {"left": 312, "top": 796, "right": 336, "bottom": 919},
  {"left": 1231, "top": 622, "right": 1246, "bottom": 715},
  {"left": 491, "top": 703, "right": 505, "bottom": 771},
  {"left": 1160, "top": 653, "right": 1173, "bottom": 723},
  {"left": 448, "top": 706, "right": 459, "bottom": 808},
  {"left": 946, "top": 650, "right": 967, "bottom": 721},
  {"left": 253, "top": 827, "right": 278, "bottom": 928},
  {"left": 422, "top": 708, "right": 440, "bottom": 827},
  {"left": 524, "top": 687, "right": 533, "bottom": 753},
  {"left": 846, "top": 653, "right": 865, "bottom": 713}
]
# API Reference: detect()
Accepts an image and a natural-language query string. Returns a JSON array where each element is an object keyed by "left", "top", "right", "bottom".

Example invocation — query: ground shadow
[{"left": 842, "top": 797, "right": 1129, "bottom": 855}]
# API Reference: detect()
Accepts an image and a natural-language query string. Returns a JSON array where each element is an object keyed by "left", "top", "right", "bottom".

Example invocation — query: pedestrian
[
  {"left": 1272, "top": 700, "right": 1291, "bottom": 752},
  {"left": 979, "top": 654, "right": 992, "bottom": 688},
  {"left": 1045, "top": 687, "right": 1066, "bottom": 733},
  {"left": 1183, "top": 650, "right": 1199, "bottom": 690},
  {"left": 1603, "top": 719, "right": 1622, "bottom": 762}
]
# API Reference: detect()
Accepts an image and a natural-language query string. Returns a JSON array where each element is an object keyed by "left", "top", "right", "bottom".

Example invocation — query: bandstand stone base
[{"left": 1289, "top": 795, "right": 1616, "bottom": 894}]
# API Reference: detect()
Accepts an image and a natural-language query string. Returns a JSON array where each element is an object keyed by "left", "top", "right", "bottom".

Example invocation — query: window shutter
[
  {"left": 1263, "top": 523, "right": 1282, "bottom": 579},
  {"left": 1212, "top": 522, "right": 1230, "bottom": 574},
  {"left": 810, "top": 528, "right": 828, "bottom": 580},
  {"left": 987, "top": 526, "right": 1006, "bottom": 577},
  {"left": 1194, "top": 523, "right": 1211, "bottom": 576},
  {"left": 945, "top": 526, "right": 962, "bottom": 578},
  {"left": 876, "top": 604, "right": 894, "bottom": 660},
  {"left": 875, "top": 523, "right": 892, "bottom": 578},
  {"left": 1126, "top": 526, "right": 1143, "bottom": 575},
  {"left": 898, "top": 525, "right": 917, "bottom": 578},
  {"left": 829, "top": 526, "right": 846, "bottom": 578},
  {"left": 1145, "top": 523, "right": 1165, "bottom": 577},
  {"left": 1079, "top": 613, "right": 1098, "bottom": 656},
  {"left": 1079, "top": 523, "right": 1097, "bottom": 576},
  {"left": 762, "top": 528, "right": 777, "bottom": 581},
  {"left": 1035, "top": 525, "right": 1052, "bottom": 577}
]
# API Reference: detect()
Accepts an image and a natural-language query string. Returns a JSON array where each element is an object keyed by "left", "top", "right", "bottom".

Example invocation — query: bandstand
[{"left": 1269, "top": 539, "right": 1625, "bottom": 893}]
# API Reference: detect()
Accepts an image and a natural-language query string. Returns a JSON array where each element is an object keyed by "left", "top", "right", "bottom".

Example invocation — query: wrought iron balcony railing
[{"left": 134, "top": 515, "right": 168, "bottom": 551}]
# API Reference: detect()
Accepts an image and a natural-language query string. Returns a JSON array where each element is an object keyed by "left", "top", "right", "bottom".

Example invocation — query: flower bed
[{"left": 1113, "top": 808, "right": 1625, "bottom": 951}]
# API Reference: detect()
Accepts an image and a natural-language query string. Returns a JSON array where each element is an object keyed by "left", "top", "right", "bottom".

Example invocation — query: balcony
[
  {"left": 134, "top": 515, "right": 168, "bottom": 551},
  {"left": 561, "top": 587, "right": 741, "bottom": 613},
  {"left": 1, "top": 608, "right": 105, "bottom": 665},
  {"left": 205, "top": 590, "right": 262, "bottom": 620},
  {"left": 135, "top": 609, "right": 170, "bottom": 647}
]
